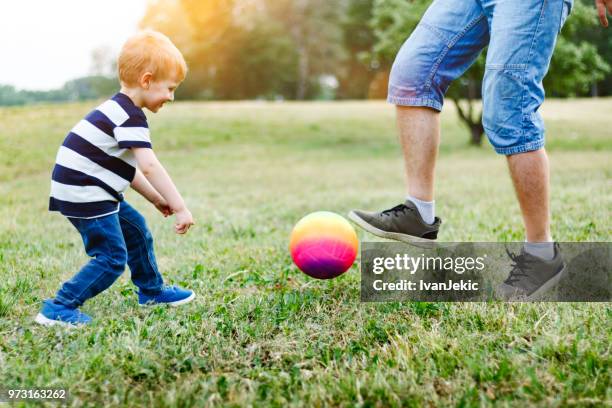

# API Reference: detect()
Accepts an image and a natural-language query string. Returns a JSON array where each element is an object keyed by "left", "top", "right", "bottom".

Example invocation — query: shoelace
[
  {"left": 381, "top": 204, "right": 412, "bottom": 217},
  {"left": 504, "top": 248, "right": 535, "bottom": 285}
]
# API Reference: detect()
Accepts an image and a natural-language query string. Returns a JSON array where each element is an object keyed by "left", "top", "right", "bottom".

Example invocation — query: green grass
[{"left": 0, "top": 99, "right": 610, "bottom": 407}]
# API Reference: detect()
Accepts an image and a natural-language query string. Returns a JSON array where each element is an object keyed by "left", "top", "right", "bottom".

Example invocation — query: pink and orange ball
[{"left": 289, "top": 211, "right": 359, "bottom": 279}]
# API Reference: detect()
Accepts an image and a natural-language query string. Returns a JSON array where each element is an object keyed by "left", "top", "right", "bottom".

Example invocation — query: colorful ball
[{"left": 289, "top": 211, "right": 359, "bottom": 279}]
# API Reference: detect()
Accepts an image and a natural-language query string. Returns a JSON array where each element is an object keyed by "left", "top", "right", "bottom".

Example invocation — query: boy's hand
[
  {"left": 175, "top": 208, "right": 195, "bottom": 234},
  {"left": 154, "top": 197, "right": 173, "bottom": 217}
]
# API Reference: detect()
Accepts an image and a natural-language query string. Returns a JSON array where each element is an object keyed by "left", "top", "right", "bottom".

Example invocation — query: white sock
[
  {"left": 406, "top": 195, "right": 435, "bottom": 225},
  {"left": 523, "top": 240, "right": 555, "bottom": 261}
]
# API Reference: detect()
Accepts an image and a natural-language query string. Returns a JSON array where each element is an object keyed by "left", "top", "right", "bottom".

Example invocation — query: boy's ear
[{"left": 139, "top": 72, "right": 153, "bottom": 89}]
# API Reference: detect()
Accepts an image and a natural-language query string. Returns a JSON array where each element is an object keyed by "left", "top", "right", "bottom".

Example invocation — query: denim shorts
[{"left": 388, "top": 0, "right": 573, "bottom": 155}]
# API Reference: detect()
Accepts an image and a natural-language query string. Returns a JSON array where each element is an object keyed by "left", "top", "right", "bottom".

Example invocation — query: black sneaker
[
  {"left": 496, "top": 243, "right": 565, "bottom": 301},
  {"left": 348, "top": 200, "right": 441, "bottom": 246}
]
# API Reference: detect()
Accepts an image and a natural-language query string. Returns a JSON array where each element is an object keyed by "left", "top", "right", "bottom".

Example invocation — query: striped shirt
[{"left": 49, "top": 92, "right": 152, "bottom": 218}]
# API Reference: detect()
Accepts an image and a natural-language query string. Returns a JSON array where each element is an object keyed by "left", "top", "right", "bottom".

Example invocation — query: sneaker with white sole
[
  {"left": 349, "top": 200, "right": 442, "bottom": 246},
  {"left": 34, "top": 299, "right": 92, "bottom": 327},
  {"left": 495, "top": 243, "right": 566, "bottom": 301},
  {"left": 138, "top": 285, "right": 195, "bottom": 306}
]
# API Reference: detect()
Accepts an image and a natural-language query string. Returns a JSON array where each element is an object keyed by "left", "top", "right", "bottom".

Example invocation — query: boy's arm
[
  {"left": 131, "top": 168, "right": 164, "bottom": 204},
  {"left": 132, "top": 148, "right": 194, "bottom": 233},
  {"left": 131, "top": 168, "right": 172, "bottom": 217},
  {"left": 132, "top": 148, "right": 186, "bottom": 211}
]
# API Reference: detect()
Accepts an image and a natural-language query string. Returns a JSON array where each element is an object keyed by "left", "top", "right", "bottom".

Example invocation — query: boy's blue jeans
[
  {"left": 55, "top": 201, "right": 164, "bottom": 309},
  {"left": 387, "top": 0, "right": 573, "bottom": 155}
]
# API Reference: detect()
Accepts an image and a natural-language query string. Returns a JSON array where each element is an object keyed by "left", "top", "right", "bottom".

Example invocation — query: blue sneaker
[
  {"left": 138, "top": 286, "right": 195, "bottom": 307},
  {"left": 34, "top": 299, "right": 92, "bottom": 327}
]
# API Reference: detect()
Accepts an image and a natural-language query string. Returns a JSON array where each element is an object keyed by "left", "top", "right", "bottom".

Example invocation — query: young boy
[{"left": 36, "top": 30, "right": 195, "bottom": 327}]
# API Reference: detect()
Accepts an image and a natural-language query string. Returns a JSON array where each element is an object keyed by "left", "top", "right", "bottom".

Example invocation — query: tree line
[
  {"left": 2, "top": 0, "right": 609, "bottom": 144},
  {"left": 141, "top": 0, "right": 609, "bottom": 103}
]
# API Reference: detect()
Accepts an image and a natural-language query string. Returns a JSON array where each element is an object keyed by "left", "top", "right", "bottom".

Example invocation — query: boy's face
[{"left": 142, "top": 77, "right": 180, "bottom": 113}]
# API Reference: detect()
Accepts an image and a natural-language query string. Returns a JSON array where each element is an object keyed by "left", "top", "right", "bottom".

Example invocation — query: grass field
[{"left": 0, "top": 98, "right": 610, "bottom": 407}]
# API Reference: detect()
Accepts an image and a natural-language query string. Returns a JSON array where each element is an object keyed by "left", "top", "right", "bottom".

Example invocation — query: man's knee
[
  {"left": 481, "top": 66, "right": 546, "bottom": 155},
  {"left": 387, "top": 24, "right": 447, "bottom": 111},
  {"left": 482, "top": 67, "right": 525, "bottom": 131}
]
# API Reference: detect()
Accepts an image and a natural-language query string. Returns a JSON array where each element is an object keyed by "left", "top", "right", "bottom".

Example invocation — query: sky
[{"left": 0, "top": 0, "right": 148, "bottom": 90}]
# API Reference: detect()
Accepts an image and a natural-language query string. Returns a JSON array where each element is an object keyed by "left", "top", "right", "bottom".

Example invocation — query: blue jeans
[
  {"left": 55, "top": 201, "right": 164, "bottom": 308},
  {"left": 388, "top": 0, "right": 573, "bottom": 155}
]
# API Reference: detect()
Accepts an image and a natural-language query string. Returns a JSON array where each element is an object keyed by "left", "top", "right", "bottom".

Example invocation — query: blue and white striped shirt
[{"left": 49, "top": 92, "right": 152, "bottom": 218}]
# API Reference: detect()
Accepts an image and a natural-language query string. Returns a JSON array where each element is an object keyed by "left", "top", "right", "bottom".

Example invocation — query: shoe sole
[
  {"left": 34, "top": 313, "right": 81, "bottom": 328},
  {"left": 525, "top": 264, "right": 566, "bottom": 301},
  {"left": 139, "top": 292, "right": 196, "bottom": 307},
  {"left": 499, "top": 265, "right": 566, "bottom": 301},
  {"left": 348, "top": 211, "right": 453, "bottom": 249}
]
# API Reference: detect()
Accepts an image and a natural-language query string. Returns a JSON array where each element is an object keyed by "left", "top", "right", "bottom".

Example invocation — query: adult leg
[
  {"left": 390, "top": 0, "right": 489, "bottom": 199},
  {"left": 482, "top": 0, "right": 571, "bottom": 299},
  {"left": 397, "top": 106, "right": 440, "bottom": 202},
  {"left": 507, "top": 149, "right": 551, "bottom": 242},
  {"left": 480, "top": 0, "right": 571, "bottom": 246},
  {"left": 349, "top": 0, "right": 489, "bottom": 242}
]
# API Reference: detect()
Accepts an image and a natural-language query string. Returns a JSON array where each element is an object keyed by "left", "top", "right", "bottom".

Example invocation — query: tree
[
  {"left": 368, "top": 0, "right": 429, "bottom": 68},
  {"left": 89, "top": 46, "right": 117, "bottom": 77},
  {"left": 62, "top": 76, "right": 118, "bottom": 101},
  {"left": 544, "top": 2, "right": 610, "bottom": 97},
  {"left": 262, "top": 0, "right": 347, "bottom": 99},
  {"left": 207, "top": 20, "right": 299, "bottom": 99},
  {"left": 336, "top": 0, "right": 377, "bottom": 99},
  {"left": 365, "top": 0, "right": 430, "bottom": 98},
  {"left": 0, "top": 76, "right": 118, "bottom": 106},
  {"left": 140, "top": 0, "right": 347, "bottom": 100}
]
